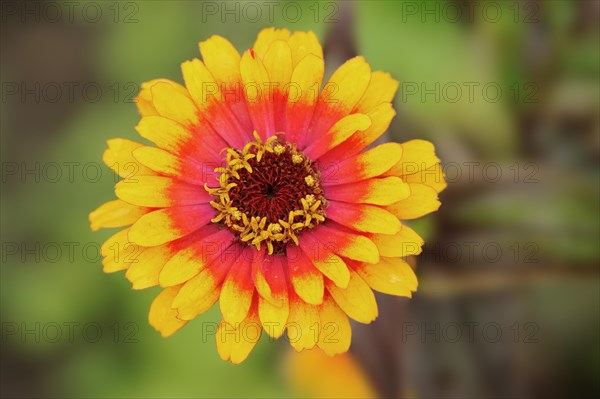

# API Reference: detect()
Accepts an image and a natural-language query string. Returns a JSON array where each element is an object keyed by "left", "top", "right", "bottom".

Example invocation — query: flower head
[{"left": 90, "top": 28, "right": 446, "bottom": 364}]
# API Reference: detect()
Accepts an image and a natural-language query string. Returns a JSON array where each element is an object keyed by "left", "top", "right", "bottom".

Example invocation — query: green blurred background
[{"left": 1, "top": 0, "right": 598, "bottom": 397}]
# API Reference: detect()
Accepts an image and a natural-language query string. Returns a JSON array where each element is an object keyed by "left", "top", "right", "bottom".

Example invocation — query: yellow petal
[
  {"left": 135, "top": 79, "right": 190, "bottom": 117},
  {"left": 115, "top": 176, "right": 175, "bottom": 207},
  {"left": 387, "top": 139, "right": 441, "bottom": 177},
  {"left": 171, "top": 266, "right": 218, "bottom": 304},
  {"left": 309, "top": 226, "right": 380, "bottom": 264},
  {"left": 253, "top": 260, "right": 274, "bottom": 303},
  {"left": 288, "top": 31, "right": 323, "bottom": 66},
  {"left": 100, "top": 228, "right": 142, "bottom": 273},
  {"left": 89, "top": 199, "right": 149, "bottom": 231},
  {"left": 135, "top": 81, "right": 158, "bottom": 116},
  {"left": 338, "top": 234, "right": 380, "bottom": 265},
  {"left": 355, "top": 71, "right": 399, "bottom": 113},
  {"left": 253, "top": 27, "right": 291, "bottom": 59},
  {"left": 181, "top": 58, "right": 223, "bottom": 110},
  {"left": 285, "top": 54, "right": 324, "bottom": 143},
  {"left": 354, "top": 257, "right": 417, "bottom": 297},
  {"left": 199, "top": 35, "right": 241, "bottom": 86},
  {"left": 129, "top": 209, "right": 181, "bottom": 247},
  {"left": 128, "top": 205, "right": 214, "bottom": 247},
  {"left": 368, "top": 225, "right": 424, "bottom": 257},
  {"left": 115, "top": 176, "right": 209, "bottom": 207},
  {"left": 327, "top": 271, "right": 378, "bottom": 324},
  {"left": 361, "top": 102, "right": 396, "bottom": 148},
  {"left": 216, "top": 309, "right": 262, "bottom": 364},
  {"left": 291, "top": 274, "right": 324, "bottom": 306},
  {"left": 176, "top": 288, "right": 219, "bottom": 321},
  {"left": 165, "top": 231, "right": 236, "bottom": 292},
  {"left": 125, "top": 244, "right": 171, "bottom": 290},
  {"left": 263, "top": 40, "right": 292, "bottom": 86},
  {"left": 135, "top": 116, "right": 193, "bottom": 154},
  {"left": 320, "top": 56, "right": 371, "bottom": 114},
  {"left": 323, "top": 142, "right": 403, "bottom": 185},
  {"left": 303, "top": 248, "right": 350, "bottom": 289},
  {"left": 289, "top": 251, "right": 324, "bottom": 305},
  {"left": 327, "top": 201, "right": 401, "bottom": 235},
  {"left": 258, "top": 295, "right": 289, "bottom": 339},
  {"left": 387, "top": 183, "right": 441, "bottom": 220},
  {"left": 403, "top": 163, "right": 447, "bottom": 193},
  {"left": 160, "top": 249, "right": 205, "bottom": 288},
  {"left": 150, "top": 81, "right": 198, "bottom": 126},
  {"left": 159, "top": 231, "right": 229, "bottom": 287},
  {"left": 133, "top": 146, "right": 181, "bottom": 177},
  {"left": 317, "top": 295, "right": 351, "bottom": 356},
  {"left": 149, "top": 285, "right": 187, "bottom": 337},
  {"left": 319, "top": 102, "right": 396, "bottom": 164},
  {"left": 102, "top": 138, "right": 155, "bottom": 179},
  {"left": 287, "top": 298, "right": 320, "bottom": 351},
  {"left": 220, "top": 256, "right": 254, "bottom": 325},
  {"left": 240, "top": 49, "right": 275, "bottom": 138},
  {"left": 305, "top": 113, "right": 371, "bottom": 160},
  {"left": 324, "top": 176, "right": 410, "bottom": 206}
]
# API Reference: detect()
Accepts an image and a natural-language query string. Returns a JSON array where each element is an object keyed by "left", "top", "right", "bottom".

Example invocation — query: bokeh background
[{"left": 1, "top": 0, "right": 599, "bottom": 397}]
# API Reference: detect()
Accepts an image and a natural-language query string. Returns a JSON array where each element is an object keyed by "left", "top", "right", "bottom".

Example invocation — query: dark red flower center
[
  {"left": 205, "top": 134, "right": 327, "bottom": 254},
  {"left": 228, "top": 144, "right": 324, "bottom": 224}
]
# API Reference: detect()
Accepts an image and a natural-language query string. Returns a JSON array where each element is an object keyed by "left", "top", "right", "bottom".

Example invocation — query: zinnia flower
[{"left": 90, "top": 28, "right": 446, "bottom": 364}]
